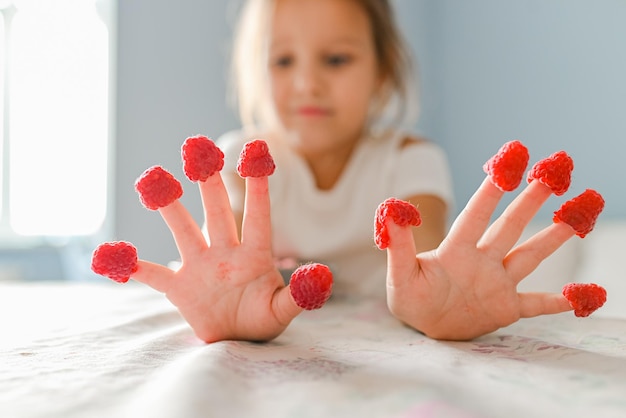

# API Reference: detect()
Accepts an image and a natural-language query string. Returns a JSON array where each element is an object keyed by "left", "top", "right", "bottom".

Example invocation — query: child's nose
[{"left": 293, "top": 64, "right": 321, "bottom": 94}]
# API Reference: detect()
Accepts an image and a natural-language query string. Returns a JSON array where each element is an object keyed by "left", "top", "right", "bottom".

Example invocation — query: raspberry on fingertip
[
  {"left": 562, "top": 282, "right": 607, "bottom": 317},
  {"left": 483, "top": 140, "right": 530, "bottom": 192},
  {"left": 527, "top": 150, "right": 574, "bottom": 196},
  {"left": 135, "top": 166, "right": 183, "bottom": 210},
  {"left": 374, "top": 198, "right": 422, "bottom": 250},
  {"left": 91, "top": 241, "right": 138, "bottom": 283},
  {"left": 181, "top": 135, "right": 224, "bottom": 182},
  {"left": 289, "top": 263, "right": 333, "bottom": 310},
  {"left": 236, "top": 139, "right": 276, "bottom": 178},
  {"left": 553, "top": 189, "right": 604, "bottom": 238}
]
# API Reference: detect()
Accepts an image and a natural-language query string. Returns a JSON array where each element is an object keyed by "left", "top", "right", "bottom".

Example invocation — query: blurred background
[{"left": 1, "top": 0, "right": 624, "bottom": 281}]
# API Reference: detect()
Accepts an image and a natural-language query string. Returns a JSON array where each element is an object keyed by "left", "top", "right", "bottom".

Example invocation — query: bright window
[
  {"left": 1, "top": 0, "right": 109, "bottom": 237},
  {"left": 0, "top": 14, "right": 3, "bottom": 104}
]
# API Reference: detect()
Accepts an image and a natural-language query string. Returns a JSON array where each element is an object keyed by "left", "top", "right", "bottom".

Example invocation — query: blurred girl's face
[{"left": 268, "top": 0, "right": 381, "bottom": 157}]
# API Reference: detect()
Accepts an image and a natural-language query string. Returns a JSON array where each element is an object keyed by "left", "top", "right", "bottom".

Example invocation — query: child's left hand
[{"left": 380, "top": 143, "right": 604, "bottom": 340}]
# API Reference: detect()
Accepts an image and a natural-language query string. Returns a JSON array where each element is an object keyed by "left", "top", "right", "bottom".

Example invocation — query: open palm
[
  {"left": 131, "top": 173, "right": 317, "bottom": 343},
  {"left": 385, "top": 178, "right": 576, "bottom": 340}
]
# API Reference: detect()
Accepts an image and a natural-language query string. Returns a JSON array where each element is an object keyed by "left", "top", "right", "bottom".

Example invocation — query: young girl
[
  {"left": 124, "top": 0, "right": 585, "bottom": 342},
  {"left": 217, "top": 0, "right": 453, "bottom": 298}
]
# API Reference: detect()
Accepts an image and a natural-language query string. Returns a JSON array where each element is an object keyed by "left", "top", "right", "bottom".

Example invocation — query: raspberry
[
  {"left": 91, "top": 241, "right": 138, "bottom": 283},
  {"left": 562, "top": 283, "right": 607, "bottom": 317},
  {"left": 181, "top": 135, "right": 225, "bottom": 182},
  {"left": 236, "top": 139, "right": 276, "bottom": 177},
  {"left": 553, "top": 189, "right": 604, "bottom": 238},
  {"left": 483, "top": 140, "right": 530, "bottom": 192},
  {"left": 527, "top": 150, "right": 573, "bottom": 196},
  {"left": 374, "top": 198, "right": 422, "bottom": 250},
  {"left": 289, "top": 263, "right": 333, "bottom": 310},
  {"left": 135, "top": 166, "right": 183, "bottom": 210}
]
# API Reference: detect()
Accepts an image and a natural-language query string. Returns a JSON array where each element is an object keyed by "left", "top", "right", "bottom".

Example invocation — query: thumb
[
  {"left": 374, "top": 198, "right": 421, "bottom": 288},
  {"left": 385, "top": 221, "right": 420, "bottom": 289},
  {"left": 132, "top": 260, "right": 177, "bottom": 293},
  {"left": 271, "top": 285, "right": 304, "bottom": 327},
  {"left": 271, "top": 263, "right": 333, "bottom": 325}
]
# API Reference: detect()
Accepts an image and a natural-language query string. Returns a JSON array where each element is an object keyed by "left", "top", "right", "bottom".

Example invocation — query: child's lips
[{"left": 296, "top": 106, "right": 330, "bottom": 117}]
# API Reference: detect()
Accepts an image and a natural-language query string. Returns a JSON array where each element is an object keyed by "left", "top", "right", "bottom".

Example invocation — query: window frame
[{"left": 0, "top": 0, "right": 116, "bottom": 281}]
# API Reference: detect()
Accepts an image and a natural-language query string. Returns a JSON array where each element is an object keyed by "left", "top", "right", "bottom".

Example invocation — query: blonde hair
[{"left": 229, "top": 0, "right": 419, "bottom": 133}]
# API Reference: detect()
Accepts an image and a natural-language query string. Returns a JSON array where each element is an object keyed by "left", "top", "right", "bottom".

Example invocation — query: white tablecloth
[{"left": 1, "top": 282, "right": 625, "bottom": 418}]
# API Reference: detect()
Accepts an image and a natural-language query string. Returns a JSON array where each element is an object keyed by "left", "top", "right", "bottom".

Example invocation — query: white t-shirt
[{"left": 218, "top": 130, "right": 454, "bottom": 298}]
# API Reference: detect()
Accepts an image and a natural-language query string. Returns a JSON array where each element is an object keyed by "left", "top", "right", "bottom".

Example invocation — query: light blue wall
[
  {"left": 400, "top": 0, "right": 626, "bottom": 220},
  {"left": 115, "top": 0, "right": 626, "bottom": 264},
  {"left": 115, "top": 1, "right": 241, "bottom": 264}
]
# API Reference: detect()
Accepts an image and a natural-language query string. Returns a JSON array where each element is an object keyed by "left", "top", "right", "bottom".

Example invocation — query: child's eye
[
  {"left": 325, "top": 54, "right": 351, "bottom": 67},
  {"left": 273, "top": 55, "right": 293, "bottom": 68}
]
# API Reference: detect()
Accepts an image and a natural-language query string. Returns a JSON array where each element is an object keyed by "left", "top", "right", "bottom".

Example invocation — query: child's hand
[
  {"left": 379, "top": 142, "right": 605, "bottom": 340},
  {"left": 92, "top": 137, "right": 332, "bottom": 343}
]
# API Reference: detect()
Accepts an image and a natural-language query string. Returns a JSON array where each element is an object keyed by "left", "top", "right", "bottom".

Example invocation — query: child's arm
[
  {"left": 380, "top": 141, "right": 605, "bottom": 340},
  {"left": 402, "top": 194, "right": 447, "bottom": 254}
]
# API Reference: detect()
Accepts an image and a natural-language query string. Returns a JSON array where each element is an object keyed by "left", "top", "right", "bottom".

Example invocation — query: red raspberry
[
  {"left": 289, "top": 263, "right": 333, "bottom": 310},
  {"left": 374, "top": 198, "right": 422, "bottom": 250},
  {"left": 562, "top": 283, "right": 607, "bottom": 317},
  {"left": 527, "top": 150, "right": 573, "bottom": 196},
  {"left": 91, "top": 241, "right": 138, "bottom": 283},
  {"left": 236, "top": 139, "right": 276, "bottom": 177},
  {"left": 483, "top": 140, "right": 530, "bottom": 192},
  {"left": 553, "top": 189, "right": 604, "bottom": 238},
  {"left": 135, "top": 166, "right": 183, "bottom": 210},
  {"left": 181, "top": 135, "right": 225, "bottom": 182}
]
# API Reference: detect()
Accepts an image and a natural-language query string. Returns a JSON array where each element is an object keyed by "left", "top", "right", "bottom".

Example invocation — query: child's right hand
[
  {"left": 130, "top": 174, "right": 311, "bottom": 343},
  {"left": 92, "top": 138, "right": 333, "bottom": 343}
]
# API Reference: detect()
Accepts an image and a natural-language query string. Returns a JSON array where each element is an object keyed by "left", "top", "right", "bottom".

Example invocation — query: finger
[
  {"left": 241, "top": 177, "right": 272, "bottom": 250},
  {"left": 445, "top": 177, "right": 504, "bottom": 247},
  {"left": 132, "top": 259, "right": 176, "bottom": 293},
  {"left": 271, "top": 286, "right": 304, "bottom": 327},
  {"left": 199, "top": 172, "right": 239, "bottom": 247},
  {"left": 158, "top": 200, "right": 207, "bottom": 263},
  {"left": 518, "top": 292, "right": 573, "bottom": 317},
  {"left": 385, "top": 220, "right": 420, "bottom": 290},
  {"left": 478, "top": 180, "right": 553, "bottom": 257},
  {"left": 504, "top": 222, "right": 575, "bottom": 284}
]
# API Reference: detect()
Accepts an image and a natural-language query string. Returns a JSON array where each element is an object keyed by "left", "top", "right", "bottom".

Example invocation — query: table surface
[{"left": 2, "top": 282, "right": 626, "bottom": 418}]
